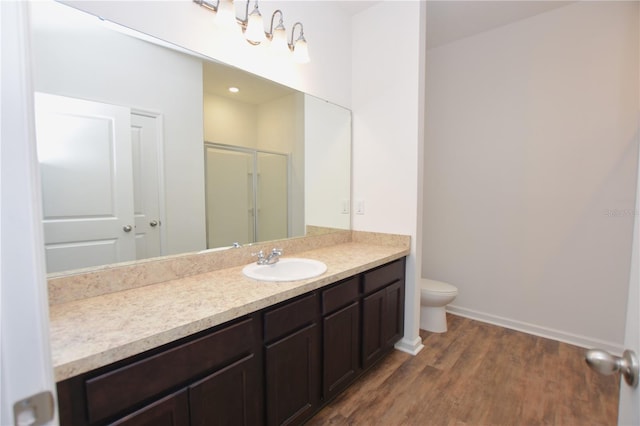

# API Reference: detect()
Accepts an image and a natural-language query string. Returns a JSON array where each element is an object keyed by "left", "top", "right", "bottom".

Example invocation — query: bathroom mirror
[{"left": 29, "top": 1, "right": 351, "bottom": 274}]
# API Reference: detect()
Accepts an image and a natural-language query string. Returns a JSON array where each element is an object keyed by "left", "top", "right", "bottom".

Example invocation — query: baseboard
[
  {"left": 446, "top": 305, "right": 624, "bottom": 355},
  {"left": 395, "top": 336, "right": 424, "bottom": 355}
]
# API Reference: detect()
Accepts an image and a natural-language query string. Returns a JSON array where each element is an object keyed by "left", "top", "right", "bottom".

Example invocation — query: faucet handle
[
  {"left": 252, "top": 250, "right": 265, "bottom": 259},
  {"left": 271, "top": 248, "right": 283, "bottom": 255}
]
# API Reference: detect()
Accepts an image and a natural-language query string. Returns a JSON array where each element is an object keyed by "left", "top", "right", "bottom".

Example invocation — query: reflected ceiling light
[
  {"left": 289, "top": 22, "right": 310, "bottom": 64},
  {"left": 267, "top": 10, "right": 289, "bottom": 56},
  {"left": 193, "top": 0, "right": 310, "bottom": 63}
]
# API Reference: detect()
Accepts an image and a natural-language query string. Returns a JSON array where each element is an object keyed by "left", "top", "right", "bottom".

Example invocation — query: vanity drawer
[
  {"left": 362, "top": 259, "right": 405, "bottom": 295},
  {"left": 85, "top": 316, "right": 256, "bottom": 424},
  {"left": 322, "top": 277, "right": 359, "bottom": 315},
  {"left": 264, "top": 292, "right": 319, "bottom": 343}
]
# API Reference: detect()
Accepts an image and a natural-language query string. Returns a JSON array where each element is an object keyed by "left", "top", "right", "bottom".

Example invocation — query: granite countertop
[{"left": 49, "top": 240, "right": 409, "bottom": 382}]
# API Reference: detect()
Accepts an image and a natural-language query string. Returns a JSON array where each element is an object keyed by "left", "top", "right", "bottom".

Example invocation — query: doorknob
[
  {"left": 585, "top": 348, "right": 638, "bottom": 388},
  {"left": 123, "top": 225, "right": 133, "bottom": 233},
  {"left": 149, "top": 220, "right": 159, "bottom": 227}
]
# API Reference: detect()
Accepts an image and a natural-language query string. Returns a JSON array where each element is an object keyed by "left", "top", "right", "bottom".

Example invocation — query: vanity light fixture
[
  {"left": 289, "top": 22, "right": 310, "bottom": 64},
  {"left": 193, "top": 0, "right": 310, "bottom": 63},
  {"left": 196, "top": 0, "right": 235, "bottom": 28},
  {"left": 242, "top": 0, "right": 266, "bottom": 44},
  {"left": 267, "top": 10, "right": 289, "bottom": 56},
  {"left": 215, "top": 0, "right": 236, "bottom": 28}
]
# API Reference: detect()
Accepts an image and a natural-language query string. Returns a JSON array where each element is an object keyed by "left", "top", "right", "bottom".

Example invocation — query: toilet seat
[{"left": 421, "top": 279, "right": 458, "bottom": 295}]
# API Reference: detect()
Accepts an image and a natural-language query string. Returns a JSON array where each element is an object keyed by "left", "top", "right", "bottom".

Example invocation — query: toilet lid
[{"left": 422, "top": 279, "right": 458, "bottom": 294}]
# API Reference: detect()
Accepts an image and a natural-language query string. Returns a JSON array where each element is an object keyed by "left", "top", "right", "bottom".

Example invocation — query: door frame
[
  {"left": 1, "top": 1, "right": 57, "bottom": 424},
  {"left": 617, "top": 7, "right": 640, "bottom": 420},
  {"left": 131, "top": 108, "right": 167, "bottom": 256},
  {"left": 616, "top": 120, "right": 640, "bottom": 426}
]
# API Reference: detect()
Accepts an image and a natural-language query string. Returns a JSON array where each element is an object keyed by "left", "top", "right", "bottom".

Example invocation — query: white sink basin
[{"left": 242, "top": 258, "right": 327, "bottom": 282}]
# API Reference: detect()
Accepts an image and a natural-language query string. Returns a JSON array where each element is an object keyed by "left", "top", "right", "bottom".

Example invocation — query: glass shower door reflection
[
  {"left": 256, "top": 152, "right": 288, "bottom": 242},
  {"left": 205, "top": 144, "right": 289, "bottom": 249},
  {"left": 205, "top": 146, "right": 254, "bottom": 248}
]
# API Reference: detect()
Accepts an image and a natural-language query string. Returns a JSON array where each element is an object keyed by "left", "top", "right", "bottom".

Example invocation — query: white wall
[
  {"left": 305, "top": 95, "right": 351, "bottom": 230},
  {"left": 204, "top": 93, "right": 258, "bottom": 146},
  {"left": 31, "top": 1, "right": 206, "bottom": 257},
  {"left": 423, "top": 1, "right": 639, "bottom": 351},
  {"left": 351, "top": 1, "right": 426, "bottom": 354}
]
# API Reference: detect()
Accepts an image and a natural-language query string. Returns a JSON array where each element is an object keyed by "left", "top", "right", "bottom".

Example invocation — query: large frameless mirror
[{"left": 29, "top": 0, "right": 351, "bottom": 274}]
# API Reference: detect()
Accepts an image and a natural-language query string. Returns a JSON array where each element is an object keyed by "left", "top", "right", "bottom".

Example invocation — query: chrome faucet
[{"left": 253, "top": 248, "right": 283, "bottom": 265}]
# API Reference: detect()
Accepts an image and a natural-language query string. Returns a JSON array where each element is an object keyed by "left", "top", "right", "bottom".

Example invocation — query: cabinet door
[
  {"left": 323, "top": 301, "right": 359, "bottom": 400},
  {"left": 189, "top": 354, "right": 263, "bottom": 426},
  {"left": 265, "top": 324, "right": 320, "bottom": 426},
  {"left": 361, "top": 288, "right": 385, "bottom": 369},
  {"left": 384, "top": 280, "right": 404, "bottom": 347},
  {"left": 110, "top": 389, "right": 189, "bottom": 426}
]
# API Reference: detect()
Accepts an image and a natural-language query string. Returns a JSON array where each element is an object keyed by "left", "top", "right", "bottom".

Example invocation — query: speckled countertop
[{"left": 49, "top": 233, "right": 410, "bottom": 382}]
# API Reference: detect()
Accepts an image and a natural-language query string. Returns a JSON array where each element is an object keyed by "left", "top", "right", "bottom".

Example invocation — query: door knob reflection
[{"left": 585, "top": 348, "right": 638, "bottom": 388}]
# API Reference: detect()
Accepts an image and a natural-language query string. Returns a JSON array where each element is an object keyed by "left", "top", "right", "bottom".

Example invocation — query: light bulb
[
  {"left": 293, "top": 37, "right": 310, "bottom": 63},
  {"left": 269, "top": 25, "right": 288, "bottom": 56},
  {"left": 244, "top": 3, "right": 266, "bottom": 44},
  {"left": 215, "top": 0, "right": 236, "bottom": 29}
]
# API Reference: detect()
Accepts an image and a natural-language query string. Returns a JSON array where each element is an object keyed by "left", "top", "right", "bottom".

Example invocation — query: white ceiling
[
  {"left": 333, "top": 1, "right": 383, "bottom": 16},
  {"left": 202, "top": 61, "right": 296, "bottom": 105},
  {"left": 426, "top": 1, "right": 575, "bottom": 49},
  {"left": 330, "top": 1, "right": 574, "bottom": 50}
]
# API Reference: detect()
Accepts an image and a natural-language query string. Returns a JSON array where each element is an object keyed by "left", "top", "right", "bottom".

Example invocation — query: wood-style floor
[{"left": 307, "top": 314, "right": 619, "bottom": 426}]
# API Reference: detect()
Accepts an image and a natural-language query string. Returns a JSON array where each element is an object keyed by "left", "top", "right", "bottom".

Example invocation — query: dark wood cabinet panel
[
  {"left": 362, "top": 259, "right": 404, "bottom": 295},
  {"left": 323, "top": 301, "right": 359, "bottom": 399},
  {"left": 110, "top": 389, "right": 189, "bottom": 426},
  {"left": 85, "top": 317, "right": 256, "bottom": 424},
  {"left": 361, "top": 288, "right": 386, "bottom": 369},
  {"left": 265, "top": 323, "right": 320, "bottom": 426},
  {"left": 189, "top": 354, "right": 263, "bottom": 426},
  {"left": 384, "top": 280, "right": 404, "bottom": 347},
  {"left": 361, "top": 258, "right": 406, "bottom": 370},
  {"left": 264, "top": 293, "right": 318, "bottom": 343},
  {"left": 321, "top": 277, "right": 359, "bottom": 314}
]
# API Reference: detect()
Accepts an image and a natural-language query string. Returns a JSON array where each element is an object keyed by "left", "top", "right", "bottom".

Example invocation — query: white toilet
[{"left": 420, "top": 278, "right": 458, "bottom": 333}]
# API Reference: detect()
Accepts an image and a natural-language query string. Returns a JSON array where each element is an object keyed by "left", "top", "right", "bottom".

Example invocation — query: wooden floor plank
[{"left": 308, "top": 314, "right": 619, "bottom": 426}]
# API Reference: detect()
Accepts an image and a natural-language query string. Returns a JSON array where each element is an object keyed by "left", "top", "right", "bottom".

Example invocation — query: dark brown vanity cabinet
[
  {"left": 361, "top": 259, "right": 406, "bottom": 369},
  {"left": 57, "top": 315, "right": 263, "bottom": 426},
  {"left": 109, "top": 390, "right": 189, "bottom": 426},
  {"left": 56, "top": 257, "right": 406, "bottom": 426},
  {"left": 321, "top": 277, "right": 360, "bottom": 400},
  {"left": 263, "top": 293, "right": 321, "bottom": 426}
]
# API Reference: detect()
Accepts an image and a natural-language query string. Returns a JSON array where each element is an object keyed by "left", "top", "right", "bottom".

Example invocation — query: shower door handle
[{"left": 585, "top": 348, "right": 638, "bottom": 388}]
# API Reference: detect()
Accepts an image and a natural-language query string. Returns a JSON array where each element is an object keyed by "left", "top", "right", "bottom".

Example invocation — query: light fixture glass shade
[
  {"left": 244, "top": 6, "right": 266, "bottom": 44},
  {"left": 293, "top": 38, "right": 310, "bottom": 63},
  {"left": 215, "top": 0, "right": 236, "bottom": 29},
  {"left": 269, "top": 26, "right": 289, "bottom": 56}
]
